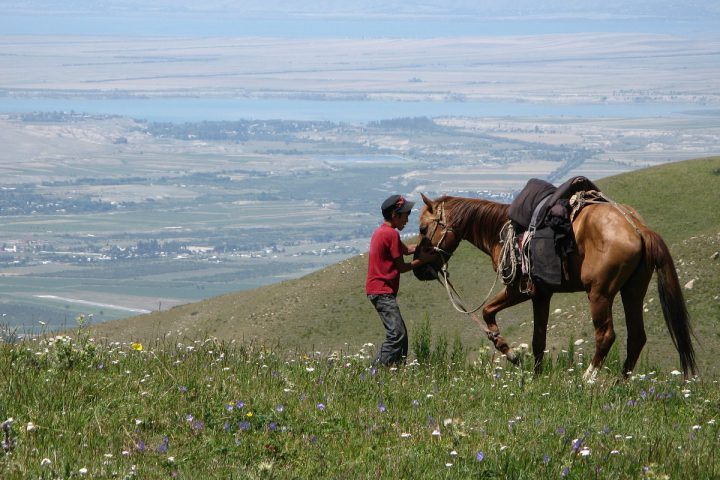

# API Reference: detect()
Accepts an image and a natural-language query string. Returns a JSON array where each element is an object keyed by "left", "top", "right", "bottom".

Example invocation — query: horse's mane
[{"left": 437, "top": 195, "right": 509, "bottom": 252}]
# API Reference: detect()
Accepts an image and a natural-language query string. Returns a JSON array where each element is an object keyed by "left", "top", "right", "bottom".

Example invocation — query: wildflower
[
  {"left": 26, "top": 422, "right": 36, "bottom": 432},
  {"left": 401, "top": 433, "right": 412, "bottom": 438},
  {"left": 79, "top": 467, "right": 88, "bottom": 475},
  {"left": 239, "top": 421, "right": 251, "bottom": 431},
  {"left": 450, "top": 450, "right": 458, "bottom": 456},
  {"left": 269, "top": 422, "right": 278, "bottom": 431},
  {"left": 378, "top": 402, "right": 387, "bottom": 413},
  {"left": 579, "top": 447, "right": 591, "bottom": 457},
  {"left": 476, "top": 451, "right": 484, "bottom": 462},
  {"left": 306, "top": 367, "right": 315, "bottom": 372},
  {"left": 431, "top": 428, "right": 441, "bottom": 436},
  {"left": 574, "top": 339, "right": 584, "bottom": 346},
  {"left": 627, "top": 399, "right": 637, "bottom": 407},
  {"left": 236, "top": 401, "right": 245, "bottom": 409},
  {"left": 192, "top": 420, "right": 205, "bottom": 431},
  {"left": 316, "top": 403, "right": 326, "bottom": 411},
  {"left": 543, "top": 454, "right": 550, "bottom": 465},
  {"left": 412, "top": 400, "right": 420, "bottom": 408},
  {"left": 156, "top": 436, "right": 169, "bottom": 454},
  {"left": 246, "top": 411, "right": 254, "bottom": 418},
  {"left": 225, "top": 403, "right": 234, "bottom": 412},
  {"left": 670, "top": 370, "right": 682, "bottom": 376},
  {"left": 131, "top": 342, "right": 143, "bottom": 352},
  {"left": 562, "top": 466, "right": 570, "bottom": 477},
  {"left": 136, "top": 440, "right": 145, "bottom": 453},
  {"left": 41, "top": 458, "right": 52, "bottom": 466},
  {"left": 276, "top": 404, "right": 284, "bottom": 413},
  {"left": 692, "top": 425, "right": 702, "bottom": 431},
  {"left": 446, "top": 463, "right": 453, "bottom": 467},
  {"left": 185, "top": 415, "right": 194, "bottom": 423},
  {"left": 572, "top": 438, "right": 583, "bottom": 452}
]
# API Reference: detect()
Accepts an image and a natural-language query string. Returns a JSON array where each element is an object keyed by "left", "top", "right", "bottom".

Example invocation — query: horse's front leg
[
  {"left": 482, "top": 286, "right": 531, "bottom": 364},
  {"left": 531, "top": 294, "right": 552, "bottom": 374}
]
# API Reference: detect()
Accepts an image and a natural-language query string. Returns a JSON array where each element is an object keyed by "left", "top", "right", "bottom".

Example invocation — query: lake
[{"left": 1, "top": 97, "right": 715, "bottom": 123}]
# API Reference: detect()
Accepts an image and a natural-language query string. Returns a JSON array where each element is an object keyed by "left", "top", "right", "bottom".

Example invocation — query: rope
[
  {"left": 570, "top": 190, "right": 641, "bottom": 235},
  {"left": 436, "top": 268, "right": 500, "bottom": 339},
  {"left": 498, "top": 220, "right": 517, "bottom": 285}
]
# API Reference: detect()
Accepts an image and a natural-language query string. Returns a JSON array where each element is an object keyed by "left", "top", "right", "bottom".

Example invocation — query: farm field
[{"left": 1, "top": 114, "right": 719, "bottom": 332}]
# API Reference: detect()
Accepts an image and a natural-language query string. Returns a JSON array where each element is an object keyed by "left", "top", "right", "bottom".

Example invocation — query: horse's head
[{"left": 418, "top": 193, "right": 461, "bottom": 262}]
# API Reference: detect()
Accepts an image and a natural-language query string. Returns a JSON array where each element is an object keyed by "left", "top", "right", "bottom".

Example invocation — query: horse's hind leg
[
  {"left": 620, "top": 271, "right": 651, "bottom": 376},
  {"left": 583, "top": 290, "right": 617, "bottom": 382}
]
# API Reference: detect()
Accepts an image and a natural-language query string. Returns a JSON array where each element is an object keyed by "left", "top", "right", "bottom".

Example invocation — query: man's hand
[{"left": 415, "top": 246, "right": 439, "bottom": 265}]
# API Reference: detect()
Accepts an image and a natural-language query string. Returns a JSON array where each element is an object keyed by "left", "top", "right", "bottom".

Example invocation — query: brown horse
[{"left": 418, "top": 193, "right": 696, "bottom": 380}]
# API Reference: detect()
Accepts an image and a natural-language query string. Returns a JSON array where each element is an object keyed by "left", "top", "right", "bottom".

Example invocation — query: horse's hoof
[{"left": 506, "top": 349, "right": 520, "bottom": 365}]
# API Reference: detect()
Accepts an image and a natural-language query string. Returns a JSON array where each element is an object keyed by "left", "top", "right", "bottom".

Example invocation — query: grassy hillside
[{"left": 87, "top": 157, "right": 720, "bottom": 376}]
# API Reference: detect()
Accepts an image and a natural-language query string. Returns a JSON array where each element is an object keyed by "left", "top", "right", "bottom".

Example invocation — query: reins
[{"left": 426, "top": 202, "right": 505, "bottom": 340}]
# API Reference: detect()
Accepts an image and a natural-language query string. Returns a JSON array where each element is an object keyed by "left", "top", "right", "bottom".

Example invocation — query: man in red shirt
[{"left": 366, "top": 194, "right": 435, "bottom": 366}]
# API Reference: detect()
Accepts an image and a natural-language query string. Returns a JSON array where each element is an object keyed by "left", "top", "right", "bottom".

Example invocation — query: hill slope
[{"left": 88, "top": 157, "right": 720, "bottom": 374}]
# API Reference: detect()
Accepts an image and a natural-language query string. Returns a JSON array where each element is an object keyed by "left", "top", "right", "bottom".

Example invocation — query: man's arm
[{"left": 393, "top": 247, "right": 435, "bottom": 273}]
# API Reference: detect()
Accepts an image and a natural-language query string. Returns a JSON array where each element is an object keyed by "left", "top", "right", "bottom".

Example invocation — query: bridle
[{"left": 424, "top": 202, "right": 455, "bottom": 259}]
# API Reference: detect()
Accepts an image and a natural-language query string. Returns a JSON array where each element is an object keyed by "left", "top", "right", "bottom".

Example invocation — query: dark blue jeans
[{"left": 368, "top": 294, "right": 408, "bottom": 366}]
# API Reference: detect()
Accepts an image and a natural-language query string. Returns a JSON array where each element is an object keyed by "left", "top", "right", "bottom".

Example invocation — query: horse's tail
[{"left": 641, "top": 228, "right": 697, "bottom": 377}]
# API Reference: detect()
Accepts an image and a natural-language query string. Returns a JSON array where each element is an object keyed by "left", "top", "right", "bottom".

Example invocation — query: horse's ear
[{"left": 420, "top": 193, "right": 435, "bottom": 213}]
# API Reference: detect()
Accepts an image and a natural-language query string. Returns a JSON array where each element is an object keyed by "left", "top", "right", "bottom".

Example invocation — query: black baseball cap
[{"left": 381, "top": 195, "right": 415, "bottom": 215}]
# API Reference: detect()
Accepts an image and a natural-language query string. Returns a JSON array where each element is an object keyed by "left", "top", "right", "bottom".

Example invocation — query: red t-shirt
[{"left": 366, "top": 223, "right": 403, "bottom": 295}]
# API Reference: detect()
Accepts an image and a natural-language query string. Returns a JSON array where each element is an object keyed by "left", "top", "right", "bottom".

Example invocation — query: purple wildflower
[
  {"left": 239, "top": 421, "right": 251, "bottom": 431},
  {"left": 136, "top": 440, "right": 145, "bottom": 453},
  {"left": 370, "top": 367, "right": 377, "bottom": 376},
  {"left": 192, "top": 420, "right": 205, "bottom": 431},
  {"left": 543, "top": 454, "right": 550, "bottom": 465},
  {"left": 640, "top": 389, "right": 648, "bottom": 400},
  {"left": 317, "top": 403, "right": 326, "bottom": 411},
  {"left": 223, "top": 421, "right": 230, "bottom": 432},
  {"left": 236, "top": 401, "right": 245, "bottom": 409},
  {"left": 562, "top": 466, "right": 570, "bottom": 477},
  {"left": 556, "top": 427, "right": 566, "bottom": 435},
  {"left": 269, "top": 422, "right": 277, "bottom": 432},
  {"left": 155, "top": 436, "right": 169, "bottom": 454},
  {"left": 378, "top": 402, "right": 387, "bottom": 413},
  {"left": 225, "top": 403, "right": 234, "bottom": 412},
  {"left": 476, "top": 451, "right": 484, "bottom": 462},
  {"left": 185, "top": 414, "right": 194, "bottom": 423},
  {"left": 276, "top": 405, "right": 284, "bottom": 413},
  {"left": 179, "top": 386, "right": 188, "bottom": 393},
  {"left": 627, "top": 399, "right": 637, "bottom": 407},
  {"left": 572, "top": 438, "right": 583, "bottom": 452}
]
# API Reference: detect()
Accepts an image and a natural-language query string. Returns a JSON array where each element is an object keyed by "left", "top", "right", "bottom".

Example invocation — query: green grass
[{"left": 2, "top": 326, "right": 719, "bottom": 479}]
